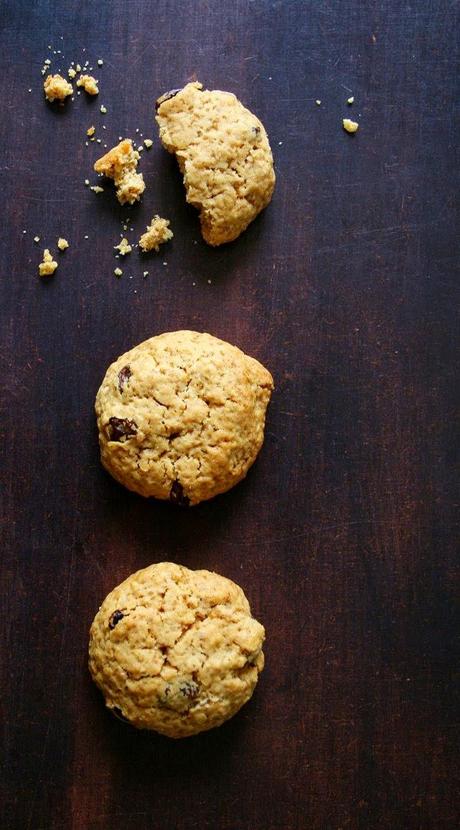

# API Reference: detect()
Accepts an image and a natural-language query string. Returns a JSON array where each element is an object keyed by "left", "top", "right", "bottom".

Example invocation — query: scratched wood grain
[{"left": 1, "top": 1, "right": 458, "bottom": 828}]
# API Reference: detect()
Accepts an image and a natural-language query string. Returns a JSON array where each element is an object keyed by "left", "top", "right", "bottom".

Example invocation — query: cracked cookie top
[
  {"left": 89, "top": 562, "right": 265, "bottom": 738},
  {"left": 95, "top": 330, "right": 274, "bottom": 505},
  {"left": 155, "top": 82, "right": 275, "bottom": 246}
]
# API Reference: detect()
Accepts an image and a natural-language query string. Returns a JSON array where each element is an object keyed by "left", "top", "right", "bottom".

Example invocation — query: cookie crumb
[
  {"left": 68, "top": 67, "right": 77, "bottom": 79},
  {"left": 343, "top": 117, "right": 359, "bottom": 133},
  {"left": 138, "top": 216, "right": 173, "bottom": 252},
  {"left": 84, "top": 178, "right": 90, "bottom": 186},
  {"left": 57, "top": 237, "right": 69, "bottom": 251},
  {"left": 143, "top": 138, "right": 153, "bottom": 148},
  {"left": 87, "top": 125, "right": 96, "bottom": 137},
  {"left": 76, "top": 74, "right": 99, "bottom": 95},
  {"left": 315, "top": 99, "right": 321, "bottom": 105},
  {"left": 347, "top": 96, "right": 354, "bottom": 104},
  {"left": 39, "top": 249, "right": 58, "bottom": 276},
  {"left": 90, "top": 185, "right": 104, "bottom": 193},
  {"left": 84, "top": 235, "right": 89, "bottom": 239},
  {"left": 114, "top": 237, "right": 132, "bottom": 256},
  {"left": 44, "top": 74, "right": 73, "bottom": 102},
  {"left": 97, "top": 59, "right": 104, "bottom": 66},
  {"left": 33, "top": 235, "right": 40, "bottom": 243},
  {"left": 143, "top": 270, "right": 149, "bottom": 277},
  {"left": 100, "top": 104, "right": 107, "bottom": 114},
  {"left": 114, "top": 267, "right": 123, "bottom": 277},
  {"left": 94, "top": 139, "right": 145, "bottom": 205}
]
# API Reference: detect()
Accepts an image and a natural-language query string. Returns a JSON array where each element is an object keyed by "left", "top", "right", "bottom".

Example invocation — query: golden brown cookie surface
[
  {"left": 89, "top": 562, "right": 265, "bottom": 738},
  {"left": 155, "top": 82, "right": 275, "bottom": 245},
  {"left": 95, "top": 330, "right": 273, "bottom": 505}
]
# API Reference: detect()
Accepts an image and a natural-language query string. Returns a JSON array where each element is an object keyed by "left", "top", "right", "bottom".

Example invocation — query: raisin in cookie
[
  {"left": 155, "top": 82, "right": 275, "bottom": 246},
  {"left": 95, "top": 330, "right": 273, "bottom": 505},
  {"left": 89, "top": 562, "right": 265, "bottom": 738}
]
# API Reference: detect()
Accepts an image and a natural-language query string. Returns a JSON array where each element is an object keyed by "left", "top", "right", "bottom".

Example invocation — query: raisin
[
  {"left": 107, "top": 417, "right": 137, "bottom": 441},
  {"left": 109, "top": 610, "right": 124, "bottom": 630},
  {"left": 179, "top": 680, "right": 199, "bottom": 699},
  {"left": 155, "top": 88, "right": 183, "bottom": 111},
  {"left": 118, "top": 365, "right": 132, "bottom": 393},
  {"left": 169, "top": 479, "right": 190, "bottom": 507}
]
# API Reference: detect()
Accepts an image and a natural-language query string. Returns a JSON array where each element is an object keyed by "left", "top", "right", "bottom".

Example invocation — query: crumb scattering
[
  {"left": 94, "top": 139, "right": 145, "bottom": 205},
  {"left": 77, "top": 74, "right": 99, "bottom": 95},
  {"left": 34, "top": 236, "right": 40, "bottom": 243},
  {"left": 44, "top": 74, "right": 73, "bottom": 102},
  {"left": 39, "top": 249, "right": 58, "bottom": 276},
  {"left": 90, "top": 185, "right": 104, "bottom": 193},
  {"left": 315, "top": 99, "right": 321, "bottom": 105},
  {"left": 97, "top": 59, "right": 104, "bottom": 66},
  {"left": 143, "top": 138, "right": 153, "bottom": 148},
  {"left": 347, "top": 96, "right": 354, "bottom": 104},
  {"left": 114, "top": 267, "right": 123, "bottom": 277},
  {"left": 114, "top": 237, "right": 132, "bottom": 256},
  {"left": 139, "top": 216, "right": 173, "bottom": 253},
  {"left": 68, "top": 67, "right": 77, "bottom": 79},
  {"left": 87, "top": 125, "right": 96, "bottom": 136},
  {"left": 100, "top": 104, "right": 107, "bottom": 113},
  {"left": 343, "top": 117, "right": 359, "bottom": 133},
  {"left": 57, "top": 237, "right": 69, "bottom": 251}
]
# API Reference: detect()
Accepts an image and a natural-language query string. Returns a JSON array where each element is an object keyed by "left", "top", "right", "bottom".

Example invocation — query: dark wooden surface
[{"left": 1, "top": 1, "right": 458, "bottom": 828}]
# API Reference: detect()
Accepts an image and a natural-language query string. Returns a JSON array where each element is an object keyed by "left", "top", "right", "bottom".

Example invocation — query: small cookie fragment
[
  {"left": 39, "top": 249, "right": 58, "bottom": 276},
  {"left": 143, "top": 138, "right": 153, "bottom": 148},
  {"left": 68, "top": 67, "right": 77, "bottom": 79},
  {"left": 88, "top": 562, "right": 265, "bottom": 738},
  {"left": 95, "top": 330, "right": 274, "bottom": 505},
  {"left": 347, "top": 96, "right": 354, "bottom": 105},
  {"left": 139, "top": 216, "right": 173, "bottom": 252},
  {"left": 114, "top": 237, "right": 132, "bottom": 256},
  {"left": 155, "top": 81, "right": 275, "bottom": 246},
  {"left": 343, "top": 118, "right": 359, "bottom": 133},
  {"left": 77, "top": 74, "right": 99, "bottom": 95},
  {"left": 94, "top": 139, "right": 145, "bottom": 205},
  {"left": 57, "top": 237, "right": 69, "bottom": 251},
  {"left": 114, "top": 267, "right": 123, "bottom": 277},
  {"left": 87, "top": 125, "right": 96, "bottom": 137},
  {"left": 44, "top": 74, "right": 73, "bottom": 102}
]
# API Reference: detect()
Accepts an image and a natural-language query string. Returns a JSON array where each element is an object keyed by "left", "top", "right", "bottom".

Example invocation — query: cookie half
[
  {"left": 95, "top": 330, "right": 274, "bottom": 505},
  {"left": 89, "top": 562, "right": 265, "bottom": 738},
  {"left": 155, "top": 82, "right": 275, "bottom": 245}
]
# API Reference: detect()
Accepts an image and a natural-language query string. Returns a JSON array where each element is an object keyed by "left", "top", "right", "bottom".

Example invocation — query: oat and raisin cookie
[
  {"left": 89, "top": 562, "right": 265, "bottom": 738},
  {"left": 95, "top": 330, "right": 273, "bottom": 505},
  {"left": 155, "top": 82, "right": 275, "bottom": 246}
]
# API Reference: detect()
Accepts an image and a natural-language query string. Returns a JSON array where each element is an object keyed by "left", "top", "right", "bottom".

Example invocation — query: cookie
[
  {"left": 95, "top": 330, "right": 273, "bottom": 505},
  {"left": 89, "top": 562, "right": 265, "bottom": 738},
  {"left": 155, "top": 82, "right": 275, "bottom": 246}
]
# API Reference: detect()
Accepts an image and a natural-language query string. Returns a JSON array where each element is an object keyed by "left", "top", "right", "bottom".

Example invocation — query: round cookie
[
  {"left": 95, "top": 330, "right": 274, "bottom": 505},
  {"left": 155, "top": 81, "right": 275, "bottom": 246},
  {"left": 89, "top": 562, "right": 265, "bottom": 738}
]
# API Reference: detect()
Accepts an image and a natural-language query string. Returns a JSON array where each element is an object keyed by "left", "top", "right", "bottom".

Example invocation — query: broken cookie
[{"left": 155, "top": 81, "right": 275, "bottom": 245}]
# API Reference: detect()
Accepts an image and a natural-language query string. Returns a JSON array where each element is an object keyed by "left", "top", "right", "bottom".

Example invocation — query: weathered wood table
[{"left": 2, "top": 1, "right": 458, "bottom": 827}]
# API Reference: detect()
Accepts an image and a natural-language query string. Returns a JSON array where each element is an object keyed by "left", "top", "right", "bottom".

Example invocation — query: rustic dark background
[{"left": 1, "top": 1, "right": 458, "bottom": 828}]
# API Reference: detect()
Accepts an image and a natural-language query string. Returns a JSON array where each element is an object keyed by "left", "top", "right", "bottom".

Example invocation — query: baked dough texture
[
  {"left": 95, "top": 330, "right": 273, "bottom": 505},
  {"left": 89, "top": 562, "right": 265, "bottom": 738},
  {"left": 155, "top": 82, "right": 275, "bottom": 246}
]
